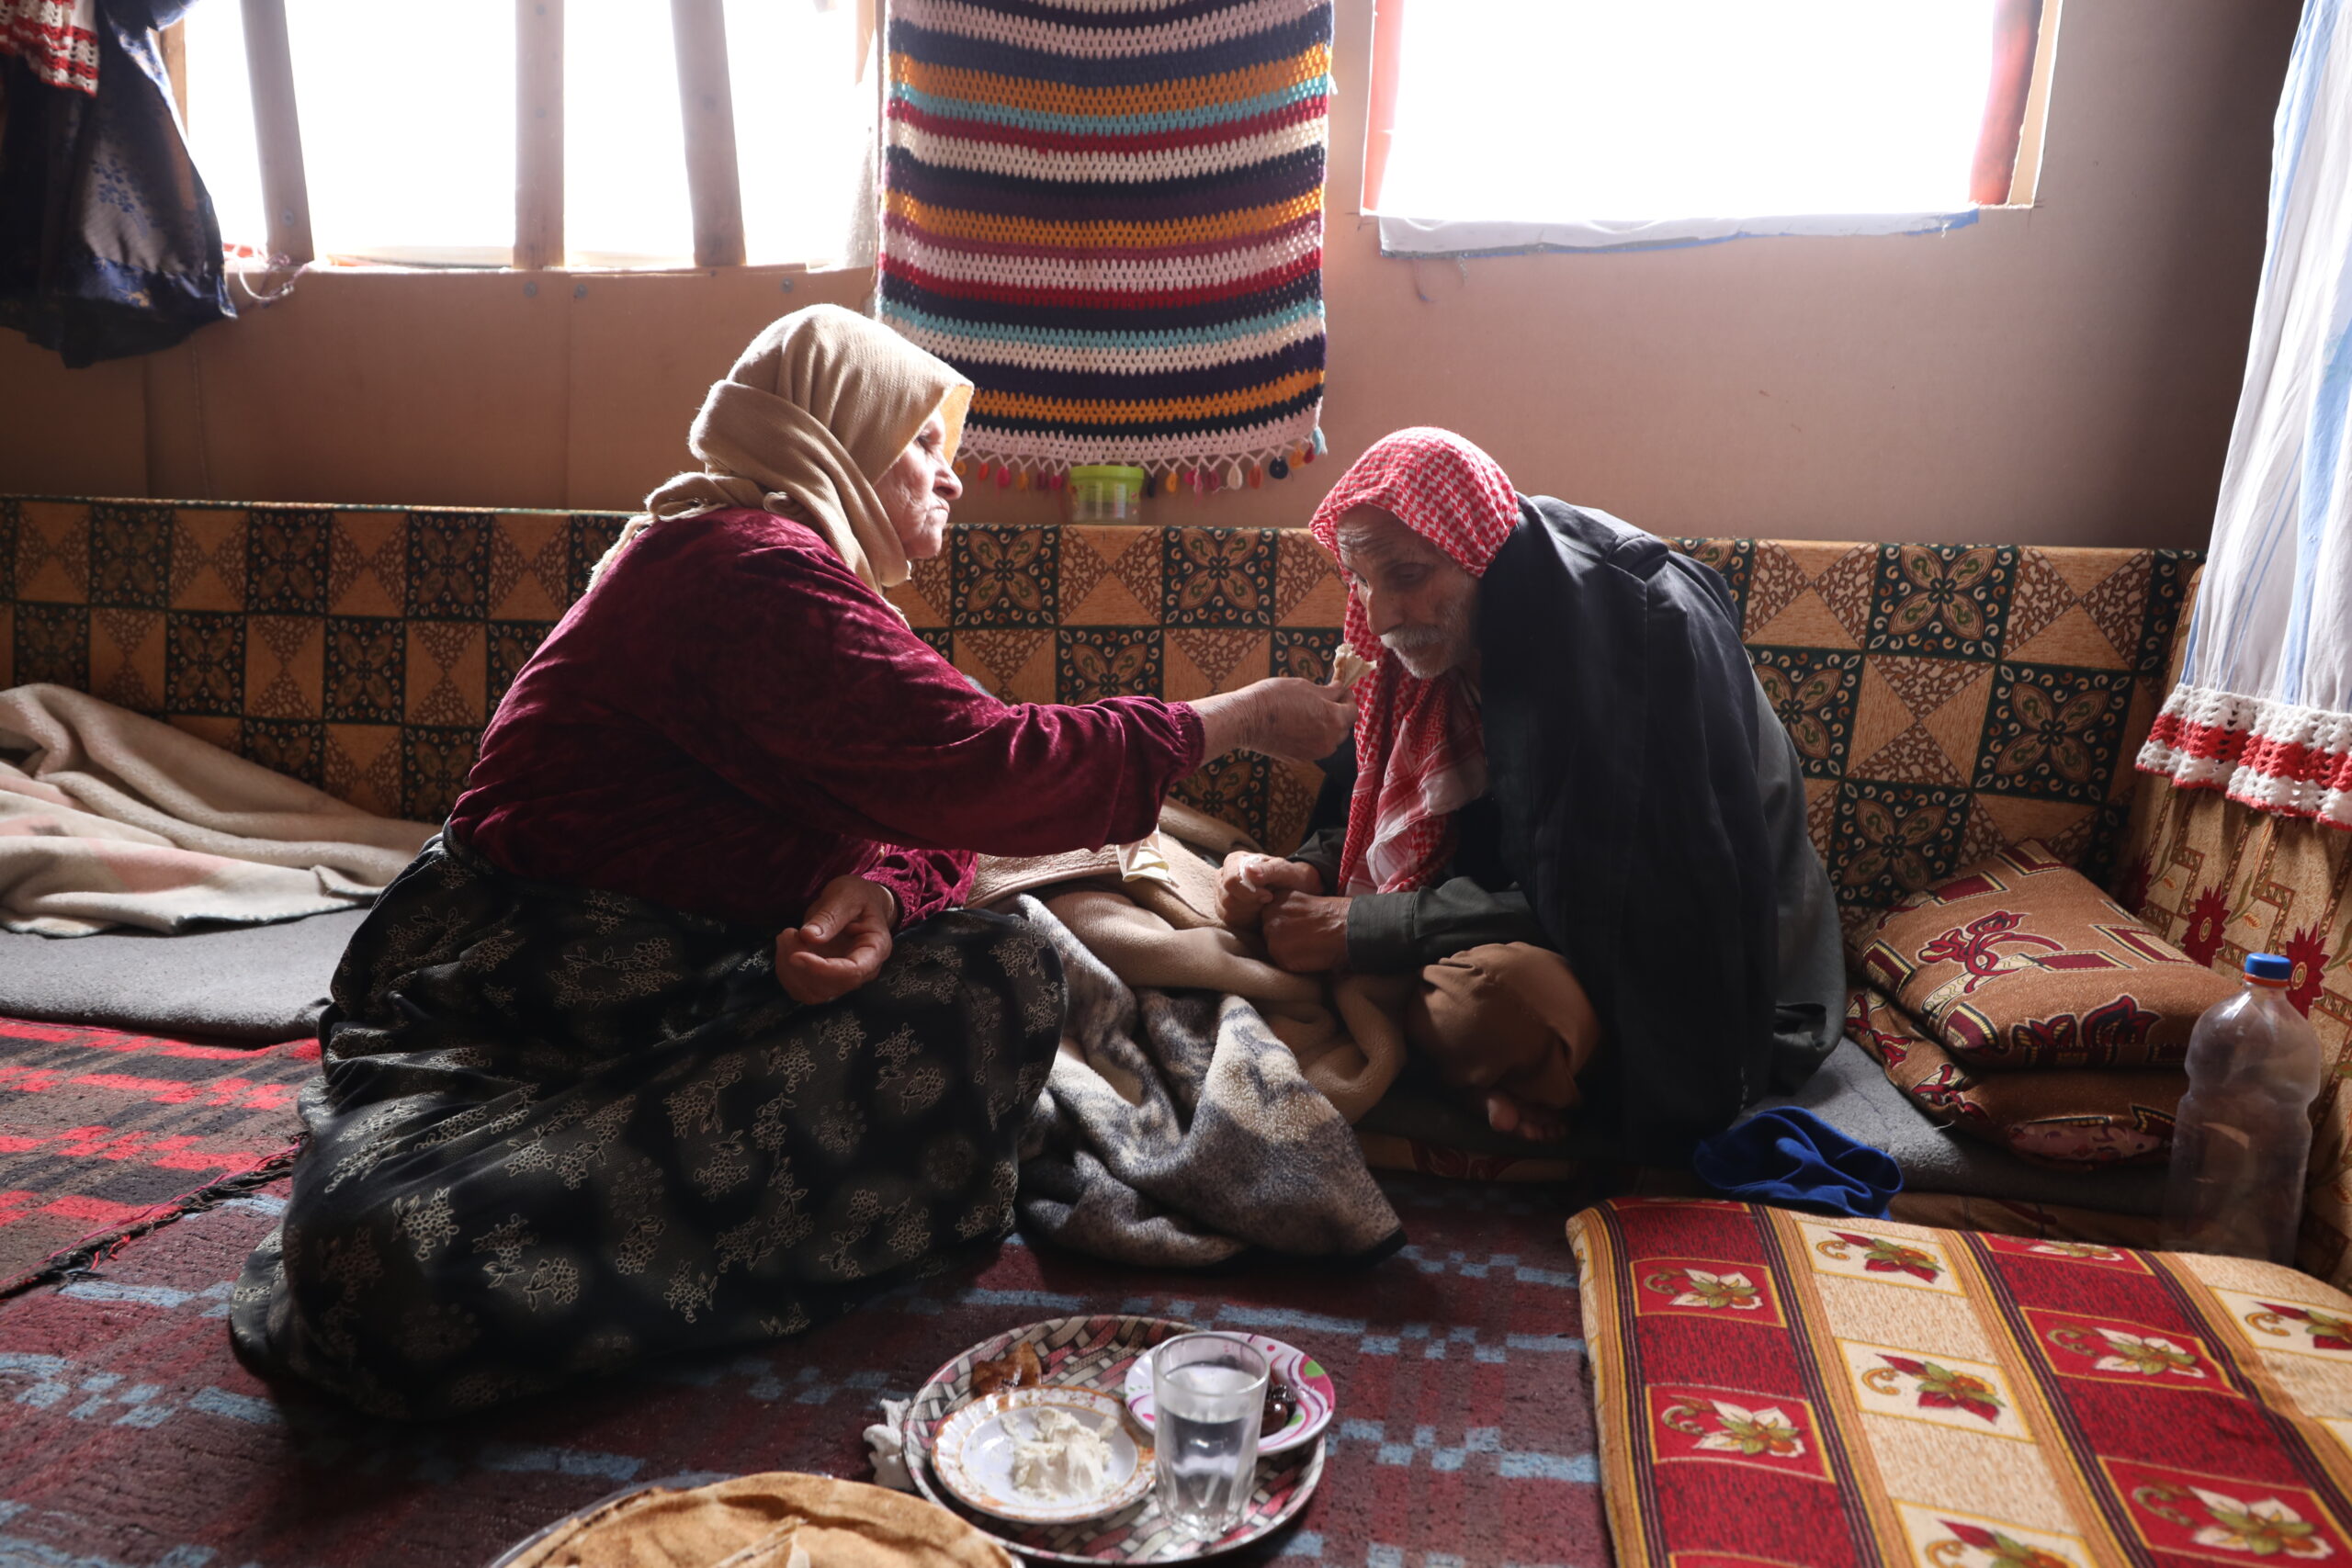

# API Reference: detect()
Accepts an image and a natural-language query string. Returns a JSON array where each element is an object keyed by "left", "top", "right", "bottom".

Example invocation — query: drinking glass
[{"left": 1149, "top": 1332, "right": 1268, "bottom": 1539}]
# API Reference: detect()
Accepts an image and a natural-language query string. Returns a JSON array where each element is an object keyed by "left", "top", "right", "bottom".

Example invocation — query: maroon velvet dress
[
  {"left": 449, "top": 506, "right": 1201, "bottom": 927},
  {"left": 230, "top": 508, "right": 1204, "bottom": 1417}
]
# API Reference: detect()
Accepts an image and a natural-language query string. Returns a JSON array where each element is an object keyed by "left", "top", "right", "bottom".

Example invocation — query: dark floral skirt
[{"left": 228, "top": 830, "right": 1063, "bottom": 1419}]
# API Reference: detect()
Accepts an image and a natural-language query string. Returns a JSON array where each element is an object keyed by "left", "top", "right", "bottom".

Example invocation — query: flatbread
[{"left": 505, "top": 1473, "right": 1012, "bottom": 1568}]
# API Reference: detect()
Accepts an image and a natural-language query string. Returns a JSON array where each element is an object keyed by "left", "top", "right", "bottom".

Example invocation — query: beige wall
[{"left": 0, "top": 0, "right": 2300, "bottom": 549}]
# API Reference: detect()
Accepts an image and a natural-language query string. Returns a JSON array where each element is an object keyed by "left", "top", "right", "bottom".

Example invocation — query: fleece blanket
[
  {"left": 1012, "top": 896, "right": 1404, "bottom": 1269},
  {"left": 0, "top": 908, "right": 366, "bottom": 1042},
  {"left": 0, "top": 684, "right": 434, "bottom": 936}
]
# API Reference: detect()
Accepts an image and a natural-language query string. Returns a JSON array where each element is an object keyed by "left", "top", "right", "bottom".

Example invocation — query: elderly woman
[{"left": 229, "top": 307, "right": 1351, "bottom": 1417}]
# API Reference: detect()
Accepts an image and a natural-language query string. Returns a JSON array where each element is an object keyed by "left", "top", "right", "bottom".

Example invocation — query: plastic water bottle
[{"left": 2161, "top": 953, "right": 2325, "bottom": 1264}]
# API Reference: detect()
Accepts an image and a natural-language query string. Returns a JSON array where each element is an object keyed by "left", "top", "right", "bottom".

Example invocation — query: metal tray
[{"left": 902, "top": 1314, "right": 1326, "bottom": 1563}]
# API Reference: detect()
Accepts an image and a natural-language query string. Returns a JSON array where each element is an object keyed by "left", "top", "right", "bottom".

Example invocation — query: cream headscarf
[{"left": 588, "top": 304, "right": 973, "bottom": 604}]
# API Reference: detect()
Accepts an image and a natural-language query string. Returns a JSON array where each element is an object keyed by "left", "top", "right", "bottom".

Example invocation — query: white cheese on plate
[{"left": 1009, "top": 1407, "right": 1114, "bottom": 1501}]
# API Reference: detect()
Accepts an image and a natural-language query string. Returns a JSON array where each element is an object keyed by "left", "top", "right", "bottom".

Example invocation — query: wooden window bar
[
  {"left": 516, "top": 0, "right": 565, "bottom": 269},
  {"left": 671, "top": 0, "right": 747, "bottom": 268},
  {"left": 239, "top": 0, "right": 313, "bottom": 266},
  {"left": 159, "top": 19, "right": 188, "bottom": 127}
]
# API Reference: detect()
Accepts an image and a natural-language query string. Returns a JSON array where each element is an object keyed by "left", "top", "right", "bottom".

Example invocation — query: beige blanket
[
  {"left": 969, "top": 809, "right": 1410, "bottom": 1122},
  {"left": 0, "top": 684, "right": 435, "bottom": 937}
]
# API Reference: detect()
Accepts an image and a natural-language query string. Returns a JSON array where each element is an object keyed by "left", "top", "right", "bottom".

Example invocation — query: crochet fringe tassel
[{"left": 955, "top": 428, "right": 1327, "bottom": 495}]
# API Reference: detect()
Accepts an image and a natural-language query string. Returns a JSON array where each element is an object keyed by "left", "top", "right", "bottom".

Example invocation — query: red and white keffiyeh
[{"left": 1308, "top": 428, "right": 1520, "bottom": 896}]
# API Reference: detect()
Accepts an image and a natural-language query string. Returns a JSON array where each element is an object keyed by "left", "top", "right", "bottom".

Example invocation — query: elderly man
[{"left": 1220, "top": 428, "right": 1844, "bottom": 1161}]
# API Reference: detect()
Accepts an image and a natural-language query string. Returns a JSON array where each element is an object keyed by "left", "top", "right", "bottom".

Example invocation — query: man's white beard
[{"left": 1381, "top": 601, "right": 1474, "bottom": 679}]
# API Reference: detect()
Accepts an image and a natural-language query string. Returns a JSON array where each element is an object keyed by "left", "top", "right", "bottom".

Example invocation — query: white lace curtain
[{"left": 2143, "top": 0, "right": 2352, "bottom": 825}]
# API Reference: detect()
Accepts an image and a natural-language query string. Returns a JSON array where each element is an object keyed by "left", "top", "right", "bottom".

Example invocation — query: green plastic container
[{"left": 1067, "top": 464, "right": 1148, "bottom": 523}]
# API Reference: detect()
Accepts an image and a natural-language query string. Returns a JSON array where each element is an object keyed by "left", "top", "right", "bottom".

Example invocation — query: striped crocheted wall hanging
[{"left": 879, "top": 0, "right": 1332, "bottom": 498}]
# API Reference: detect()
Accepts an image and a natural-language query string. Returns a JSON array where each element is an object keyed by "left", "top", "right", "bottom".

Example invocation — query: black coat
[{"left": 1478, "top": 498, "right": 1781, "bottom": 1162}]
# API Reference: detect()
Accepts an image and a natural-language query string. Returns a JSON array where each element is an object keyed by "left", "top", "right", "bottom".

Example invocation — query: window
[
  {"left": 1364, "top": 0, "right": 2050, "bottom": 254},
  {"left": 180, "top": 1, "right": 876, "bottom": 271}
]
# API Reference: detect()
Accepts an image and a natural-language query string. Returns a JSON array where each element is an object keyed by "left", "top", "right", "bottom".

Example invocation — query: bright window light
[
  {"left": 1375, "top": 0, "right": 1999, "bottom": 223},
  {"left": 727, "top": 0, "right": 875, "bottom": 268},
  {"left": 181, "top": 1, "right": 264, "bottom": 256},
  {"left": 563, "top": 0, "right": 694, "bottom": 268},
  {"left": 184, "top": 3, "right": 512, "bottom": 264},
  {"left": 182, "top": 2, "right": 514, "bottom": 265},
  {"left": 180, "top": 3, "right": 873, "bottom": 270}
]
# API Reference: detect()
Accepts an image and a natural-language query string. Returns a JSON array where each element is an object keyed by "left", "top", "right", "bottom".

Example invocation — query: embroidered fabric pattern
[
  {"left": 878, "top": 0, "right": 1332, "bottom": 494},
  {"left": 0, "top": 0, "right": 97, "bottom": 94}
]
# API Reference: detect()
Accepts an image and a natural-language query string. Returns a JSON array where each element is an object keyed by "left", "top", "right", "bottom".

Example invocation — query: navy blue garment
[
  {"left": 0, "top": 0, "right": 235, "bottom": 367},
  {"left": 1691, "top": 1107, "right": 1904, "bottom": 1218},
  {"left": 1480, "top": 500, "right": 1792, "bottom": 1162}
]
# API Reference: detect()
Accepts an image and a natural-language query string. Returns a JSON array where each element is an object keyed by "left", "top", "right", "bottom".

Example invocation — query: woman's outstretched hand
[
  {"left": 775, "top": 875, "right": 897, "bottom": 1004},
  {"left": 1190, "top": 677, "right": 1355, "bottom": 763}
]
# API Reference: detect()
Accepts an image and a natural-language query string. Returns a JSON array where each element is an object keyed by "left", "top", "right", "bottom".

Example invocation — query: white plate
[
  {"left": 1122, "top": 1334, "right": 1336, "bottom": 1457},
  {"left": 931, "top": 1386, "right": 1156, "bottom": 1527}
]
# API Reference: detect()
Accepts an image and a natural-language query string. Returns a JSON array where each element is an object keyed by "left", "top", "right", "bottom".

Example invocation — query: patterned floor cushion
[
  {"left": 1572, "top": 1197, "right": 2352, "bottom": 1568},
  {"left": 1849, "top": 987, "right": 2186, "bottom": 1167},
  {"left": 1855, "top": 839, "right": 2234, "bottom": 1071}
]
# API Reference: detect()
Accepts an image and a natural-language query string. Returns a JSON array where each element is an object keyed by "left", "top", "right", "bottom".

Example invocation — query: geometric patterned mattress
[
  {"left": 1575, "top": 1197, "right": 2352, "bottom": 1568},
  {"left": 4, "top": 498, "right": 2196, "bottom": 927}
]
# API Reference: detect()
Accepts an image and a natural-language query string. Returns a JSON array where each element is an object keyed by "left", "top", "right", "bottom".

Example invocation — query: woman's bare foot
[{"left": 1486, "top": 1090, "right": 1570, "bottom": 1144}]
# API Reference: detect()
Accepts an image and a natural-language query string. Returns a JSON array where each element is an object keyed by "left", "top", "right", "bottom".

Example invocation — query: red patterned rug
[
  {"left": 0, "top": 1016, "right": 312, "bottom": 1293},
  {"left": 0, "top": 1170, "right": 1605, "bottom": 1568}
]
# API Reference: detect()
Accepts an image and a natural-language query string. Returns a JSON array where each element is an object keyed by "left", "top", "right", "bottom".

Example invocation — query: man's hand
[
  {"left": 775, "top": 875, "right": 897, "bottom": 1004},
  {"left": 1216, "top": 852, "right": 1323, "bottom": 930},
  {"left": 1262, "top": 889, "right": 1350, "bottom": 973}
]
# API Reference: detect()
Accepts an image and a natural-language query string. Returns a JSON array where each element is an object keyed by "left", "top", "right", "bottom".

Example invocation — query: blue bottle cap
[{"left": 2247, "top": 953, "right": 2294, "bottom": 982}]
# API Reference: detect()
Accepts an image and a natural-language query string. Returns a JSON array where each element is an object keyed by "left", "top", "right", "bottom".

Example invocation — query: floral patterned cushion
[
  {"left": 1857, "top": 839, "right": 2235, "bottom": 1070},
  {"left": 1573, "top": 1198, "right": 2352, "bottom": 1568},
  {"left": 1849, "top": 987, "right": 2187, "bottom": 1167}
]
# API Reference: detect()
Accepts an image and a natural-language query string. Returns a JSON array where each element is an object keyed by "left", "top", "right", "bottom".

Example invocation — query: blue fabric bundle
[{"left": 1690, "top": 1107, "right": 1903, "bottom": 1218}]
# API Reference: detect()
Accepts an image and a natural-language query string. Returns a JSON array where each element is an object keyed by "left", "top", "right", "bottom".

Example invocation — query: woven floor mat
[
  {"left": 0, "top": 1016, "right": 311, "bottom": 1293},
  {"left": 0, "top": 1173, "right": 1604, "bottom": 1568}
]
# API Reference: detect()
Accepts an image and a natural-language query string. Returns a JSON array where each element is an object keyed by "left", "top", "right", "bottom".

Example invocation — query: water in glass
[{"left": 1151, "top": 1336, "right": 1266, "bottom": 1538}]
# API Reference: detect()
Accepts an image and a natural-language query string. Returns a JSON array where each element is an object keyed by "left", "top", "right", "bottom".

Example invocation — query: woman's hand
[
  {"left": 1190, "top": 678, "right": 1355, "bottom": 763},
  {"left": 1216, "top": 852, "right": 1324, "bottom": 929},
  {"left": 1262, "top": 889, "right": 1351, "bottom": 973},
  {"left": 775, "top": 875, "right": 897, "bottom": 1004}
]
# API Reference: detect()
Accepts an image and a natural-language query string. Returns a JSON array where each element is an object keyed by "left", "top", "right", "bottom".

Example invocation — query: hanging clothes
[
  {"left": 0, "top": 0, "right": 234, "bottom": 367},
  {"left": 2141, "top": 0, "right": 2352, "bottom": 824}
]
